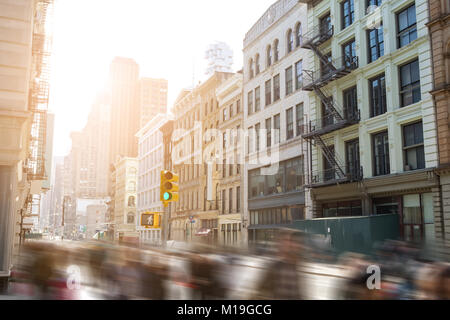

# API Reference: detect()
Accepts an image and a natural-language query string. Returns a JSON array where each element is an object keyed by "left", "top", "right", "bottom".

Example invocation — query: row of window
[
  {"left": 248, "top": 21, "right": 303, "bottom": 79},
  {"left": 247, "top": 103, "right": 303, "bottom": 154},
  {"left": 323, "top": 121, "right": 425, "bottom": 180},
  {"left": 247, "top": 60, "right": 303, "bottom": 115},
  {"left": 248, "top": 156, "right": 304, "bottom": 199},
  {"left": 223, "top": 99, "right": 241, "bottom": 122},
  {"left": 249, "top": 207, "right": 304, "bottom": 226},
  {"left": 321, "top": 2, "right": 416, "bottom": 66},
  {"left": 220, "top": 186, "right": 241, "bottom": 214}
]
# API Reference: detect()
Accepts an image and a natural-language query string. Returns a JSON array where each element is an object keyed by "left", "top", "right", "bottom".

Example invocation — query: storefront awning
[{"left": 195, "top": 228, "right": 211, "bottom": 236}]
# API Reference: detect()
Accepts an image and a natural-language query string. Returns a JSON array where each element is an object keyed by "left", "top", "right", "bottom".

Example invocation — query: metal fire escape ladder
[{"left": 313, "top": 135, "right": 346, "bottom": 179}]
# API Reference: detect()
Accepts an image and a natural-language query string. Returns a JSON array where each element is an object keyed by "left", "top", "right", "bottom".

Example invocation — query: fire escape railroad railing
[{"left": 27, "top": 0, "right": 54, "bottom": 181}]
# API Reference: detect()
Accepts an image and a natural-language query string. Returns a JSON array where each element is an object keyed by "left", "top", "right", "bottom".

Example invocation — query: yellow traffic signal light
[
  {"left": 160, "top": 170, "right": 179, "bottom": 205},
  {"left": 141, "top": 212, "right": 161, "bottom": 228}
]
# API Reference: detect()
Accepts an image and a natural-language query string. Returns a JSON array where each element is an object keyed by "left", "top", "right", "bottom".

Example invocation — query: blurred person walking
[{"left": 253, "top": 231, "right": 305, "bottom": 300}]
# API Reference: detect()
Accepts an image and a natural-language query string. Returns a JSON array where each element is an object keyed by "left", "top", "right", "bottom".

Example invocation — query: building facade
[
  {"left": 171, "top": 72, "right": 234, "bottom": 244},
  {"left": 0, "top": 0, "right": 54, "bottom": 291},
  {"left": 243, "top": 0, "right": 309, "bottom": 245},
  {"left": 427, "top": 0, "right": 450, "bottom": 241},
  {"left": 112, "top": 157, "right": 139, "bottom": 242},
  {"left": 216, "top": 72, "right": 244, "bottom": 246},
  {"left": 301, "top": 0, "right": 439, "bottom": 242},
  {"left": 136, "top": 113, "right": 170, "bottom": 245},
  {"left": 138, "top": 78, "right": 168, "bottom": 128}
]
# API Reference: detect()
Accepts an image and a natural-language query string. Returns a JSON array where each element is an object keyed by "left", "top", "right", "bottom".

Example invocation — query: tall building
[
  {"left": 301, "top": 0, "right": 439, "bottom": 242},
  {"left": 427, "top": 0, "right": 450, "bottom": 241},
  {"left": 171, "top": 72, "right": 234, "bottom": 244},
  {"left": 0, "top": 0, "right": 54, "bottom": 291},
  {"left": 67, "top": 92, "right": 111, "bottom": 198},
  {"left": 108, "top": 57, "right": 140, "bottom": 165},
  {"left": 138, "top": 78, "right": 168, "bottom": 128},
  {"left": 205, "top": 42, "right": 234, "bottom": 76},
  {"left": 136, "top": 113, "right": 172, "bottom": 244},
  {"left": 216, "top": 72, "right": 244, "bottom": 246},
  {"left": 243, "top": 0, "right": 309, "bottom": 245}
]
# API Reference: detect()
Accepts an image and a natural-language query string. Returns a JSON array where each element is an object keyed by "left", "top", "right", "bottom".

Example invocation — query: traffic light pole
[{"left": 162, "top": 202, "right": 168, "bottom": 248}]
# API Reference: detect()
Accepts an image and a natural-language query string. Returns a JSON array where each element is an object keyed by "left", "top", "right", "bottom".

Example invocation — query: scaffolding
[{"left": 26, "top": 0, "right": 54, "bottom": 181}]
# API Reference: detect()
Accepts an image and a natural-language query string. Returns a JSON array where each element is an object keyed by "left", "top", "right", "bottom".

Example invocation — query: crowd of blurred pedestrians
[{"left": 3, "top": 232, "right": 450, "bottom": 300}]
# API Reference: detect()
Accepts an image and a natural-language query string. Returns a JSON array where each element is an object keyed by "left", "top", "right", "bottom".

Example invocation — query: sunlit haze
[{"left": 49, "top": 0, "right": 274, "bottom": 157}]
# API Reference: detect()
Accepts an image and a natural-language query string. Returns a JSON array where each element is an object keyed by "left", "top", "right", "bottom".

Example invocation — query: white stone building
[
  {"left": 301, "top": 0, "right": 439, "bottom": 241},
  {"left": 136, "top": 113, "right": 171, "bottom": 244},
  {"left": 243, "top": 0, "right": 310, "bottom": 245}
]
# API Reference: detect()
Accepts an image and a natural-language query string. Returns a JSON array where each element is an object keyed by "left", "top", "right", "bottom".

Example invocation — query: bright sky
[{"left": 49, "top": 0, "right": 275, "bottom": 157}]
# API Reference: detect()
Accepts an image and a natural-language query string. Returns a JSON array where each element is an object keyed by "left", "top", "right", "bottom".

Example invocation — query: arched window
[
  {"left": 128, "top": 196, "right": 135, "bottom": 207},
  {"left": 127, "top": 212, "right": 135, "bottom": 224},
  {"left": 267, "top": 45, "right": 272, "bottom": 67},
  {"left": 274, "top": 39, "right": 279, "bottom": 62},
  {"left": 255, "top": 54, "right": 260, "bottom": 75},
  {"left": 249, "top": 58, "right": 254, "bottom": 79},
  {"left": 295, "top": 23, "right": 302, "bottom": 47},
  {"left": 287, "top": 29, "right": 294, "bottom": 53}
]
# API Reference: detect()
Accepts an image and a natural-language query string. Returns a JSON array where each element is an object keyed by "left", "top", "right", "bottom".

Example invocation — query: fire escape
[
  {"left": 21, "top": 0, "right": 54, "bottom": 239},
  {"left": 301, "top": 23, "right": 362, "bottom": 187}
]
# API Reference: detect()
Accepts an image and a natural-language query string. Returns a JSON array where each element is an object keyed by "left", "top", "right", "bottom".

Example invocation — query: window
[
  {"left": 287, "top": 29, "right": 294, "bottom": 53},
  {"left": 320, "top": 13, "right": 332, "bottom": 35},
  {"left": 403, "top": 121, "right": 425, "bottom": 170},
  {"left": 320, "top": 52, "right": 332, "bottom": 77},
  {"left": 265, "top": 79, "right": 272, "bottom": 106},
  {"left": 249, "top": 59, "right": 254, "bottom": 79},
  {"left": 295, "top": 23, "right": 302, "bottom": 47},
  {"left": 367, "top": 24, "right": 384, "bottom": 63},
  {"left": 367, "top": 0, "right": 382, "bottom": 10},
  {"left": 286, "top": 108, "right": 294, "bottom": 140},
  {"left": 210, "top": 98, "right": 214, "bottom": 112},
  {"left": 128, "top": 196, "right": 135, "bottom": 207},
  {"left": 322, "top": 97, "right": 334, "bottom": 128},
  {"left": 397, "top": 4, "right": 417, "bottom": 48},
  {"left": 274, "top": 114, "right": 280, "bottom": 144},
  {"left": 267, "top": 45, "right": 272, "bottom": 67},
  {"left": 229, "top": 189, "right": 233, "bottom": 213},
  {"left": 127, "top": 212, "right": 135, "bottom": 224},
  {"left": 341, "top": 0, "right": 355, "bottom": 30},
  {"left": 285, "top": 66, "right": 293, "bottom": 95},
  {"left": 236, "top": 99, "right": 241, "bottom": 113},
  {"left": 295, "top": 60, "right": 303, "bottom": 90},
  {"left": 369, "top": 73, "right": 386, "bottom": 117},
  {"left": 373, "top": 131, "right": 390, "bottom": 176},
  {"left": 346, "top": 139, "right": 360, "bottom": 178},
  {"left": 342, "top": 39, "right": 356, "bottom": 68},
  {"left": 266, "top": 118, "right": 271, "bottom": 148},
  {"left": 255, "top": 54, "right": 260, "bottom": 75},
  {"left": 274, "top": 39, "right": 279, "bottom": 62},
  {"left": 343, "top": 86, "right": 358, "bottom": 120},
  {"left": 236, "top": 186, "right": 240, "bottom": 212},
  {"left": 248, "top": 126, "right": 253, "bottom": 154},
  {"left": 400, "top": 59, "right": 421, "bottom": 107},
  {"left": 255, "top": 86, "right": 261, "bottom": 112},
  {"left": 229, "top": 104, "right": 233, "bottom": 118},
  {"left": 286, "top": 158, "right": 304, "bottom": 192},
  {"left": 323, "top": 145, "right": 335, "bottom": 181},
  {"left": 222, "top": 189, "right": 226, "bottom": 214},
  {"left": 296, "top": 103, "right": 304, "bottom": 136},
  {"left": 247, "top": 91, "right": 253, "bottom": 115},
  {"left": 273, "top": 74, "right": 280, "bottom": 102},
  {"left": 223, "top": 108, "right": 227, "bottom": 121},
  {"left": 255, "top": 123, "right": 260, "bottom": 152}
]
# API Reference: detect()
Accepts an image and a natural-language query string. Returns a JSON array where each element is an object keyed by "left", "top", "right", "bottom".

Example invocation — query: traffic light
[
  {"left": 160, "top": 170, "right": 179, "bottom": 205},
  {"left": 141, "top": 212, "right": 161, "bottom": 228}
]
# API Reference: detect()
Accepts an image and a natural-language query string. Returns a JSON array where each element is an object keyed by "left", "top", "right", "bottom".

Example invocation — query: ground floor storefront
[
  {"left": 218, "top": 213, "right": 243, "bottom": 247},
  {"left": 310, "top": 169, "right": 441, "bottom": 243}
]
